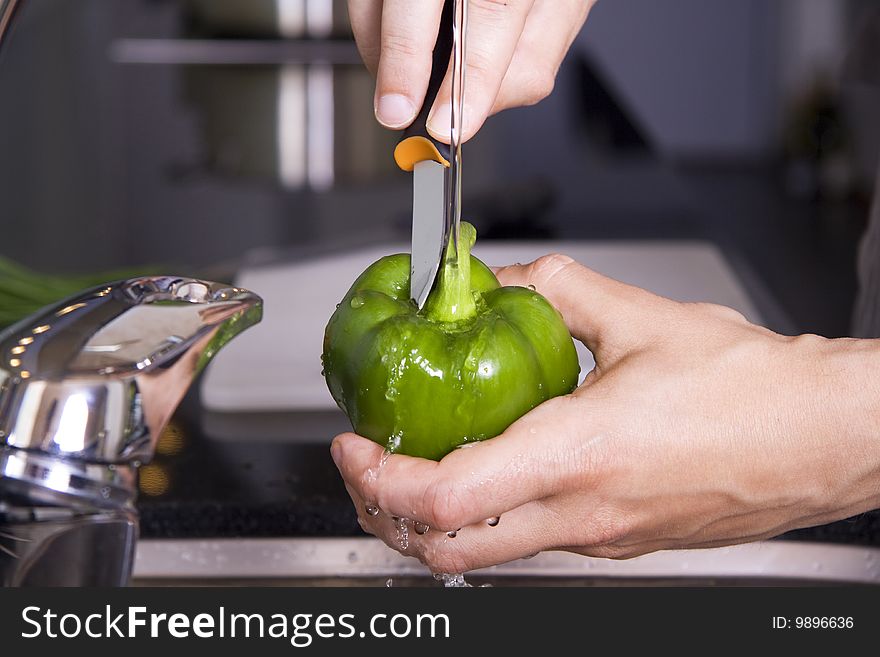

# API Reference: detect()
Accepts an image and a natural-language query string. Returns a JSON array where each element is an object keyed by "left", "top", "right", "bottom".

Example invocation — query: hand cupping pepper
[{"left": 322, "top": 222, "right": 580, "bottom": 460}]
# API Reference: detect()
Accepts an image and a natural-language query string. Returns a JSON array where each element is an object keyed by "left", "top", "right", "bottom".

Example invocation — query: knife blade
[
  {"left": 410, "top": 159, "right": 448, "bottom": 308},
  {"left": 394, "top": 0, "right": 454, "bottom": 308}
]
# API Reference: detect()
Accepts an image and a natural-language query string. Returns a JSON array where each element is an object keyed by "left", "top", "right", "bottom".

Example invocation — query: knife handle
[{"left": 393, "top": 0, "right": 453, "bottom": 172}]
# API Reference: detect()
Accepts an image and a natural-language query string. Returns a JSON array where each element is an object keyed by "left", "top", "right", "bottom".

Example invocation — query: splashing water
[
  {"left": 363, "top": 438, "right": 398, "bottom": 517},
  {"left": 366, "top": 447, "right": 394, "bottom": 486},
  {"left": 434, "top": 573, "right": 472, "bottom": 588},
  {"left": 363, "top": 436, "right": 417, "bottom": 550},
  {"left": 395, "top": 516, "right": 410, "bottom": 550}
]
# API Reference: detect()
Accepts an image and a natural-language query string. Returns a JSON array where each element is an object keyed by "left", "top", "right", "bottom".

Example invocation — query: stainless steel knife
[{"left": 394, "top": 0, "right": 455, "bottom": 309}]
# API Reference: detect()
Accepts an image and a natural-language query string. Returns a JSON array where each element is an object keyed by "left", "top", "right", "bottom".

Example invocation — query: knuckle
[
  {"left": 462, "top": 45, "right": 495, "bottom": 82},
  {"left": 422, "top": 541, "right": 474, "bottom": 575},
  {"left": 422, "top": 478, "right": 469, "bottom": 531},
  {"left": 698, "top": 302, "right": 748, "bottom": 324},
  {"left": 527, "top": 253, "right": 578, "bottom": 288},
  {"left": 788, "top": 332, "right": 827, "bottom": 351},
  {"left": 380, "top": 32, "right": 423, "bottom": 60},
  {"left": 521, "top": 72, "right": 556, "bottom": 106},
  {"left": 578, "top": 511, "right": 634, "bottom": 549}
]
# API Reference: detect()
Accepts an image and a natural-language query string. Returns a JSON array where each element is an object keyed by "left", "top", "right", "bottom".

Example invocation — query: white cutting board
[{"left": 201, "top": 241, "right": 763, "bottom": 412}]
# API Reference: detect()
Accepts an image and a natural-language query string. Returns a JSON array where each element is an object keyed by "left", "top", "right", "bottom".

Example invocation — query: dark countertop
[{"left": 136, "top": 384, "right": 880, "bottom": 547}]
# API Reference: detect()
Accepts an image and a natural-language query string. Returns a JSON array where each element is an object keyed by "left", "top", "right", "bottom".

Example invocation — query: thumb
[{"left": 494, "top": 254, "right": 663, "bottom": 357}]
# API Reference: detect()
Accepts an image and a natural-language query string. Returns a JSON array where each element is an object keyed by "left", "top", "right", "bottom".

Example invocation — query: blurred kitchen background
[
  {"left": 0, "top": 0, "right": 878, "bottom": 337},
  {"left": 4, "top": 1, "right": 880, "bottom": 584}
]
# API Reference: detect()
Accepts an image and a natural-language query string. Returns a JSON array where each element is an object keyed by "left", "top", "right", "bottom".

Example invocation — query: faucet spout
[
  {"left": 0, "top": 276, "right": 262, "bottom": 586},
  {"left": 0, "top": 276, "right": 263, "bottom": 500}
]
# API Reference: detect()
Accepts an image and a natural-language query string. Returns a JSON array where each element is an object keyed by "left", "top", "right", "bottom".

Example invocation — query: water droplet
[
  {"left": 527, "top": 284, "right": 536, "bottom": 291},
  {"left": 385, "top": 435, "right": 401, "bottom": 455},
  {"left": 487, "top": 516, "right": 500, "bottom": 527},
  {"left": 395, "top": 517, "right": 410, "bottom": 550},
  {"left": 335, "top": 303, "right": 341, "bottom": 309},
  {"left": 446, "top": 529, "right": 459, "bottom": 538},
  {"left": 350, "top": 296, "right": 365, "bottom": 309},
  {"left": 385, "top": 578, "right": 394, "bottom": 587},
  {"left": 529, "top": 427, "right": 537, "bottom": 435},
  {"left": 414, "top": 521, "right": 429, "bottom": 535},
  {"left": 365, "top": 504, "right": 380, "bottom": 517}
]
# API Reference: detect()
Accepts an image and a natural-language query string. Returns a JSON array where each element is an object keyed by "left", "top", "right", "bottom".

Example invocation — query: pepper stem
[{"left": 422, "top": 221, "right": 477, "bottom": 323}]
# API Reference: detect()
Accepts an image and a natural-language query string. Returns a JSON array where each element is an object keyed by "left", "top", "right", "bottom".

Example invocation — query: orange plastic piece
[{"left": 394, "top": 136, "right": 450, "bottom": 171}]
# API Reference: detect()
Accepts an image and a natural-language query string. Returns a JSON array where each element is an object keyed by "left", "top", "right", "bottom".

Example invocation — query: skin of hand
[
  {"left": 331, "top": 254, "right": 880, "bottom": 574},
  {"left": 348, "top": 0, "right": 597, "bottom": 142}
]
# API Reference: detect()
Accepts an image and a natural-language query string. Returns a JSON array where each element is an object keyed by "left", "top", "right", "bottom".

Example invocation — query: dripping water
[
  {"left": 433, "top": 573, "right": 472, "bottom": 588},
  {"left": 395, "top": 516, "right": 410, "bottom": 550}
]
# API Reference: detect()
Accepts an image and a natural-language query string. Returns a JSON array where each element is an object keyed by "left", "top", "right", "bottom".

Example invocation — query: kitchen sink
[
  {"left": 131, "top": 241, "right": 878, "bottom": 588},
  {"left": 132, "top": 537, "right": 880, "bottom": 587}
]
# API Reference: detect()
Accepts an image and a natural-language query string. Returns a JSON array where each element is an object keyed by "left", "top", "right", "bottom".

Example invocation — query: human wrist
[{"left": 801, "top": 334, "right": 880, "bottom": 516}]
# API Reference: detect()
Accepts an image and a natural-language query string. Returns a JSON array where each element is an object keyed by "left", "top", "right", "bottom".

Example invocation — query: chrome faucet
[{"left": 0, "top": 276, "right": 262, "bottom": 585}]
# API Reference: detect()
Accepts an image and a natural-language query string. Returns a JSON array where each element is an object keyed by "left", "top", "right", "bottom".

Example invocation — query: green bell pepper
[{"left": 322, "top": 222, "right": 580, "bottom": 461}]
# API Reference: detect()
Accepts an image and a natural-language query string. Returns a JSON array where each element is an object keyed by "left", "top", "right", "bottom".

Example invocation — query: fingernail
[
  {"left": 426, "top": 102, "right": 451, "bottom": 140},
  {"left": 427, "top": 103, "right": 474, "bottom": 142},
  {"left": 330, "top": 440, "right": 344, "bottom": 469},
  {"left": 375, "top": 93, "right": 416, "bottom": 128}
]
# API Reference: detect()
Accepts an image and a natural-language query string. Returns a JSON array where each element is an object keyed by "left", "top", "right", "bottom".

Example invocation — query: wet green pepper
[{"left": 322, "top": 222, "right": 580, "bottom": 461}]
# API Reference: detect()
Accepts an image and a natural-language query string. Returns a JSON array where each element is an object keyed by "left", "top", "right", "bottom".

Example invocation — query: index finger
[
  {"left": 331, "top": 394, "right": 589, "bottom": 531},
  {"left": 373, "top": 0, "right": 445, "bottom": 128},
  {"left": 426, "top": 0, "right": 535, "bottom": 142}
]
